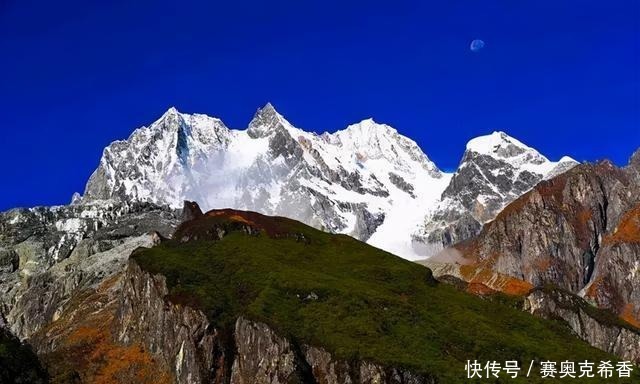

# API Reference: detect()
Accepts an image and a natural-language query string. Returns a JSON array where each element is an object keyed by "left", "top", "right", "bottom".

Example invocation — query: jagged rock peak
[
  {"left": 145, "top": 107, "right": 228, "bottom": 137},
  {"left": 260, "top": 101, "right": 277, "bottom": 114},
  {"left": 164, "top": 106, "right": 180, "bottom": 115},
  {"left": 247, "top": 102, "right": 289, "bottom": 138},
  {"left": 629, "top": 147, "right": 640, "bottom": 168},
  {"left": 465, "top": 131, "right": 545, "bottom": 160},
  {"left": 181, "top": 200, "right": 203, "bottom": 222},
  {"left": 463, "top": 130, "right": 578, "bottom": 170},
  {"left": 152, "top": 106, "right": 185, "bottom": 130}
]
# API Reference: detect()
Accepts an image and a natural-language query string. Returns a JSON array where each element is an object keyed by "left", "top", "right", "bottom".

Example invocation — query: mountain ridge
[
  {"left": 78, "top": 103, "right": 577, "bottom": 259},
  {"left": 421, "top": 150, "right": 640, "bottom": 361}
]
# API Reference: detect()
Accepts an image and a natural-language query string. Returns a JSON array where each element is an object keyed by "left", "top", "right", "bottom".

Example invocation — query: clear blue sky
[{"left": 1, "top": 0, "right": 638, "bottom": 210}]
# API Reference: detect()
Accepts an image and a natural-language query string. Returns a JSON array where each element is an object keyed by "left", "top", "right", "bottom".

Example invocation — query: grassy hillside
[{"left": 134, "top": 209, "right": 638, "bottom": 383}]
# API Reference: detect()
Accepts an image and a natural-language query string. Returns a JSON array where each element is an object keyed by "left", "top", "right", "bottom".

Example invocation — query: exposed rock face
[
  {"left": 301, "top": 345, "right": 432, "bottom": 384},
  {"left": 28, "top": 266, "right": 173, "bottom": 383},
  {"left": 525, "top": 288, "right": 640, "bottom": 363},
  {"left": 448, "top": 150, "right": 640, "bottom": 356},
  {"left": 0, "top": 201, "right": 179, "bottom": 340},
  {"left": 0, "top": 201, "right": 181, "bottom": 381},
  {"left": 230, "top": 317, "right": 311, "bottom": 384},
  {"left": 117, "top": 260, "right": 224, "bottom": 384},
  {"left": 416, "top": 131, "right": 578, "bottom": 250},
  {"left": 388, "top": 172, "right": 415, "bottom": 198},
  {"left": 456, "top": 157, "right": 639, "bottom": 313},
  {"left": 8, "top": 233, "right": 160, "bottom": 341},
  {"left": 420, "top": 260, "right": 533, "bottom": 296},
  {"left": 116, "top": 257, "right": 436, "bottom": 384},
  {"left": 584, "top": 204, "right": 640, "bottom": 329},
  {"left": 181, "top": 200, "right": 204, "bottom": 222}
]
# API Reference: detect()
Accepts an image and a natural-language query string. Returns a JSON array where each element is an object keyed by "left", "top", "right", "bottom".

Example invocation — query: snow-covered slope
[
  {"left": 83, "top": 104, "right": 450, "bottom": 258},
  {"left": 81, "top": 107, "right": 576, "bottom": 260}
]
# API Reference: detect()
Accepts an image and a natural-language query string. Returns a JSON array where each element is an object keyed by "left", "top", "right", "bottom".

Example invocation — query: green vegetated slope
[
  {"left": 134, "top": 210, "right": 638, "bottom": 383},
  {"left": 0, "top": 328, "right": 48, "bottom": 383}
]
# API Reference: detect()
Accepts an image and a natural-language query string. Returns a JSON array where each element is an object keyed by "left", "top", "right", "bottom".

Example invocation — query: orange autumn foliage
[{"left": 604, "top": 204, "right": 640, "bottom": 245}]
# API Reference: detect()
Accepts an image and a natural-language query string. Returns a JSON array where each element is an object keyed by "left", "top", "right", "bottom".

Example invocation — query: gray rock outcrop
[
  {"left": 447, "top": 149, "right": 640, "bottom": 361},
  {"left": 525, "top": 288, "right": 640, "bottom": 363},
  {"left": 416, "top": 132, "right": 578, "bottom": 251},
  {"left": 116, "top": 257, "right": 436, "bottom": 384}
]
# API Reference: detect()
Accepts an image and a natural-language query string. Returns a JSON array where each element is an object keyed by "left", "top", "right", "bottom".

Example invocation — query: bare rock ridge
[
  {"left": 525, "top": 288, "right": 640, "bottom": 362},
  {"left": 415, "top": 131, "right": 578, "bottom": 249},
  {"left": 79, "top": 105, "right": 576, "bottom": 259},
  {"left": 431, "top": 148, "right": 640, "bottom": 362},
  {"left": 181, "top": 199, "right": 204, "bottom": 222},
  {"left": 455, "top": 153, "right": 640, "bottom": 318},
  {"left": 0, "top": 201, "right": 181, "bottom": 381}
]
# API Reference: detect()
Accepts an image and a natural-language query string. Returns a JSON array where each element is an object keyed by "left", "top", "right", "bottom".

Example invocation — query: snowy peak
[
  {"left": 545, "top": 156, "right": 580, "bottom": 180},
  {"left": 416, "top": 131, "right": 579, "bottom": 252},
  {"left": 81, "top": 105, "right": 453, "bottom": 260},
  {"left": 83, "top": 108, "right": 232, "bottom": 204},
  {"left": 336, "top": 119, "right": 399, "bottom": 152},
  {"left": 164, "top": 105, "right": 180, "bottom": 116},
  {"left": 333, "top": 118, "right": 441, "bottom": 177},
  {"left": 80, "top": 105, "right": 580, "bottom": 261},
  {"left": 144, "top": 106, "right": 184, "bottom": 134},
  {"left": 247, "top": 102, "right": 289, "bottom": 138},
  {"left": 335, "top": 119, "right": 398, "bottom": 157},
  {"left": 345, "top": 118, "right": 398, "bottom": 135},
  {"left": 154, "top": 106, "right": 180, "bottom": 122},
  {"left": 463, "top": 130, "right": 577, "bottom": 176},
  {"left": 466, "top": 131, "right": 545, "bottom": 162}
]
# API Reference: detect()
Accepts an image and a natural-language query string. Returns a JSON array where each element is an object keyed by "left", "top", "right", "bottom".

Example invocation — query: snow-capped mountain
[
  {"left": 415, "top": 131, "right": 578, "bottom": 250},
  {"left": 81, "top": 105, "right": 576, "bottom": 259}
]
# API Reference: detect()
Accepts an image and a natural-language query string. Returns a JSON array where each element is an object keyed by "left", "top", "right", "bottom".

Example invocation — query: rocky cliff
[
  {"left": 116, "top": 258, "right": 436, "bottom": 384},
  {"left": 454, "top": 152, "right": 640, "bottom": 322},
  {"left": 416, "top": 131, "right": 577, "bottom": 249},
  {"left": 432, "top": 149, "right": 640, "bottom": 361},
  {"left": 0, "top": 201, "right": 181, "bottom": 382},
  {"left": 525, "top": 287, "right": 640, "bottom": 362},
  {"left": 0, "top": 201, "right": 179, "bottom": 340}
]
